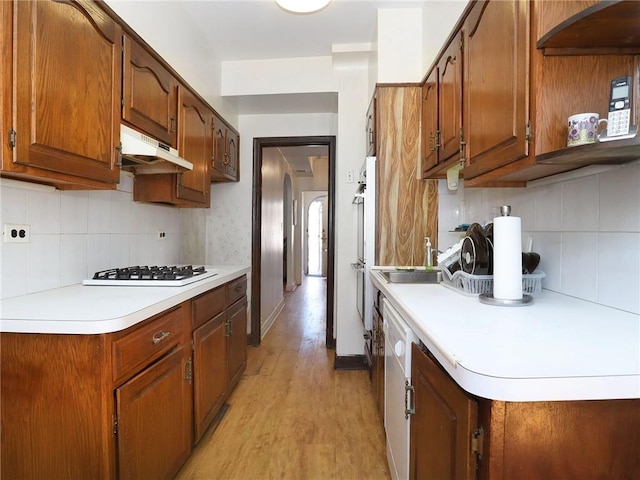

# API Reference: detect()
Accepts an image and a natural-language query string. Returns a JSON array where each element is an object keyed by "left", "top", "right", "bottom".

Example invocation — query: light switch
[{"left": 346, "top": 169, "right": 354, "bottom": 183}]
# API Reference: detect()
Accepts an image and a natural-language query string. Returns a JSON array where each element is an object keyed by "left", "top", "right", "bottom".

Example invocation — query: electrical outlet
[
  {"left": 3, "top": 224, "right": 30, "bottom": 243},
  {"left": 157, "top": 231, "right": 166, "bottom": 240}
]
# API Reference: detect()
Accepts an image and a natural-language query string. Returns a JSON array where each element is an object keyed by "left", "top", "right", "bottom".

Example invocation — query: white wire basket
[{"left": 441, "top": 268, "right": 545, "bottom": 296}]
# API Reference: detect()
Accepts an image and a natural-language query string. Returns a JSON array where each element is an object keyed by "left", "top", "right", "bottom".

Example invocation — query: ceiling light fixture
[{"left": 276, "top": 0, "right": 331, "bottom": 14}]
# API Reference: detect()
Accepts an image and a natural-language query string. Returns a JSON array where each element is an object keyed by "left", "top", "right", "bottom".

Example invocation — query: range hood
[{"left": 119, "top": 124, "right": 193, "bottom": 174}]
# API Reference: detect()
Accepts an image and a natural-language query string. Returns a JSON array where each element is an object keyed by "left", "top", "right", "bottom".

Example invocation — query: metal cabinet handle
[
  {"left": 184, "top": 358, "right": 193, "bottom": 384},
  {"left": 405, "top": 380, "right": 415, "bottom": 419},
  {"left": 152, "top": 331, "right": 171, "bottom": 344}
]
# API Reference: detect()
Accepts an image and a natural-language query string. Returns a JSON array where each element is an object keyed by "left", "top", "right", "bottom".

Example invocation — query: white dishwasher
[{"left": 383, "top": 298, "right": 419, "bottom": 480}]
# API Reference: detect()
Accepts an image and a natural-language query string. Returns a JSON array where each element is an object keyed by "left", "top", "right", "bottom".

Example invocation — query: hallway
[{"left": 176, "top": 276, "right": 391, "bottom": 479}]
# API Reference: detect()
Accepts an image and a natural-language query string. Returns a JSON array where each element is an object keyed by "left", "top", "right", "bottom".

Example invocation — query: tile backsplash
[
  {"left": 0, "top": 174, "right": 182, "bottom": 299},
  {"left": 438, "top": 161, "right": 640, "bottom": 314}
]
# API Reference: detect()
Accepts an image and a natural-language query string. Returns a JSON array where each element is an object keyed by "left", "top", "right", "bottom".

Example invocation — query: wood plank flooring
[{"left": 176, "top": 276, "right": 391, "bottom": 480}]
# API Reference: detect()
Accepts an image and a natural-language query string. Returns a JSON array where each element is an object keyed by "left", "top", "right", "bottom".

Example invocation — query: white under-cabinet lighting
[{"left": 276, "top": 0, "right": 331, "bottom": 14}]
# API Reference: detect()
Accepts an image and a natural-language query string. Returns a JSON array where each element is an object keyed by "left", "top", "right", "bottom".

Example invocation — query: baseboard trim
[
  {"left": 261, "top": 297, "right": 285, "bottom": 340},
  {"left": 334, "top": 354, "right": 367, "bottom": 370}
]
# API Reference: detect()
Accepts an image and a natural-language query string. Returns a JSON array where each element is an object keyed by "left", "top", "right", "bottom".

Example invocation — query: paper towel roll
[{"left": 493, "top": 214, "right": 522, "bottom": 300}]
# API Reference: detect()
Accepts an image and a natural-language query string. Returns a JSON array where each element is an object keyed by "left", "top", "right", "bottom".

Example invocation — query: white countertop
[
  {"left": 370, "top": 268, "right": 640, "bottom": 402},
  {"left": 0, "top": 266, "right": 250, "bottom": 335}
]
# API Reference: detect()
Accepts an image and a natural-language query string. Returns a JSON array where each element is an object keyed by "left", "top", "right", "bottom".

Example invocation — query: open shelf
[
  {"left": 537, "top": 1, "right": 640, "bottom": 54},
  {"left": 536, "top": 135, "right": 640, "bottom": 166}
]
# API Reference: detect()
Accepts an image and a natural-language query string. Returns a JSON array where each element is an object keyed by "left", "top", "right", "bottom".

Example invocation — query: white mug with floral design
[{"left": 567, "top": 113, "right": 608, "bottom": 147}]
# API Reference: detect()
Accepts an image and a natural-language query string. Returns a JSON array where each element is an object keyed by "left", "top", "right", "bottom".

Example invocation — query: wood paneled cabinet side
[
  {"left": 3, "top": 0, "right": 121, "bottom": 189},
  {"left": 461, "top": 0, "right": 530, "bottom": 181},
  {"left": 375, "top": 85, "right": 439, "bottom": 265},
  {"left": 122, "top": 34, "right": 178, "bottom": 148}
]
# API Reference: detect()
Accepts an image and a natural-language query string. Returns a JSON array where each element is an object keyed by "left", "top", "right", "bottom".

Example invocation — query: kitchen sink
[{"left": 380, "top": 268, "right": 442, "bottom": 284}]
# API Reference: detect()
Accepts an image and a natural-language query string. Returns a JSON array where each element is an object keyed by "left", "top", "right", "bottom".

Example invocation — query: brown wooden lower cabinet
[
  {"left": 193, "top": 310, "right": 227, "bottom": 443},
  {"left": 116, "top": 344, "right": 193, "bottom": 480},
  {"left": 0, "top": 275, "right": 248, "bottom": 479},
  {"left": 410, "top": 343, "right": 640, "bottom": 480},
  {"left": 226, "top": 297, "right": 248, "bottom": 392}
]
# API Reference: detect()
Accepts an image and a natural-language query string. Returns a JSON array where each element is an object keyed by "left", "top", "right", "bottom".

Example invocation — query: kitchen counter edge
[
  {"left": 370, "top": 268, "right": 640, "bottom": 402},
  {"left": 0, "top": 265, "right": 250, "bottom": 335}
]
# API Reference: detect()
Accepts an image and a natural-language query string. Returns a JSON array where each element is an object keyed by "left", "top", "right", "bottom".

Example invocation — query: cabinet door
[
  {"left": 193, "top": 311, "right": 227, "bottom": 443},
  {"left": 463, "top": 0, "right": 529, "bottom": 179},
  {"left": 225, "top": 129, "right": 240, "bottom": 181},
  {"left": 10, "top": 0, "right": 120, "bottom": 185},
  {"left": 210, "top": 115, "right": 227, "bottom": 181},
  {"left": 409, "top": 343, "right": 478, "bottom": 480},
  {"left": 226, "top": 298, "right": 247, "bottom": 392},
  {"left": 177, "top": 86, "right": 211, "bottom": 205},
  {"left": 122, "top": 34, "right": 177, "bottom": 147},
  {"left": 116, "top": 345, "right": 192, "bottom": 480},
  {"left": 438, "top": 34, "right": 463, "bottom": 165},
  {"left": 421, "top": 69, "right": 439, "bottom": 174}
]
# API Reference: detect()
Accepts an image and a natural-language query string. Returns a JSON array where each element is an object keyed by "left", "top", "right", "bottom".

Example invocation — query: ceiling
[
  {"left": 178, "top": 0, "right": 426, "bottom": 62},
  {"left": 107, "top": 0, "right": 427, "bottom": 175}
]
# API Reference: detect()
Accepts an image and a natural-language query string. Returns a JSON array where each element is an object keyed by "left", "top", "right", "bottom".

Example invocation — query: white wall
[
  {"left": 0, "top": 175, "right": 183, "bottom": 299},
  {"left": 438, "top": 162, "right": 640, "bottom": 315},
  {"left": 377, "top": 8, "right": 423, "bottom": 83},
  {"left": 421, "top": 0, "right": 469, "bottom": 74}
]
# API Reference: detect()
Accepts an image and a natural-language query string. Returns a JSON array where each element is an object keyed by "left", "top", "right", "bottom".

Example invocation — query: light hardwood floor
[{"left": 176, "top": 276, "right": 391, "bottom": 480}]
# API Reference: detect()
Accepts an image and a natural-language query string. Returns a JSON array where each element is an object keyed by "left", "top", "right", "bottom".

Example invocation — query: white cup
[{"left": 567, "top": 113, "right": 607, "bottom": 147}]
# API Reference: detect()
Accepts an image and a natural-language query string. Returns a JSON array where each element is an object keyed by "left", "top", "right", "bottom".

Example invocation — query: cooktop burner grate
[{"left": 83, "top": 265, "right": 218, "bottom": 286}]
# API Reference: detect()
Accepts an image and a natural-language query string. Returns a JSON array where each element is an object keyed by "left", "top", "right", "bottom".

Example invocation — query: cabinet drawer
[
  {"left": 192, "top": 286, "right": 225, "bottom": 330},
  {"left": 226, "top": 276, "right": 247, "bottom": 306},
  {"left": 112, "top": 306, "right": 184, "bottom": 384}
]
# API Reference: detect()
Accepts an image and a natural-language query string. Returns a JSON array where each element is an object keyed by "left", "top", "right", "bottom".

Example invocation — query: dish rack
[{"left": 441, "top": 268, "right": 545, "bottom": 296}]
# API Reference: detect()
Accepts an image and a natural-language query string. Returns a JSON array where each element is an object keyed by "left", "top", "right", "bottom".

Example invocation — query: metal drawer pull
[
  {"left": 152, "top": 331, "right": 171, "bottom": 344},
  {"left": 405, "top": 380, "right": 415, "bottom": 419},
  {"left": 235, "top": 284, "right": 243, "bottom": 292}
]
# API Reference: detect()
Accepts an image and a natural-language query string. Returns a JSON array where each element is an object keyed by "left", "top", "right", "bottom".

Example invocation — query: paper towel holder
[
  {"left": 479, "top": 292, "right": 533, "bottom": 306},
  {"left": 479, "top": 205, "right": 534, "bottom": 306}
]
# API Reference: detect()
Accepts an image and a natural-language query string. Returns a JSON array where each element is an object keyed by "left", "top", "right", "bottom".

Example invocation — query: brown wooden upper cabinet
[
  {"left": 133, "top": 85, "right": 212, "bottom": 207},
  {"left": 122, "top": 34, "right": 178, "bottom": 148},
  {"left": 2, "top": 0, "right": 121, "bottom": 189},
  {"left": 421, "top": 33, "right": 463, "bottom": 178},
  {"left": 211, "top": 114, "right": 240, "bottom": 182},
  {"left": 462, "top": 0, "right": 530, "bottom": 180},
  {"left": 422, "top": 0, "right": 640, "bottom": 187}
]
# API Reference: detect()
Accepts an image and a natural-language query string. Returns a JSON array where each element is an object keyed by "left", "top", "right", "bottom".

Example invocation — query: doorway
[{"left": 251, "top": 136, "right": 336, "bottom": 348}]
